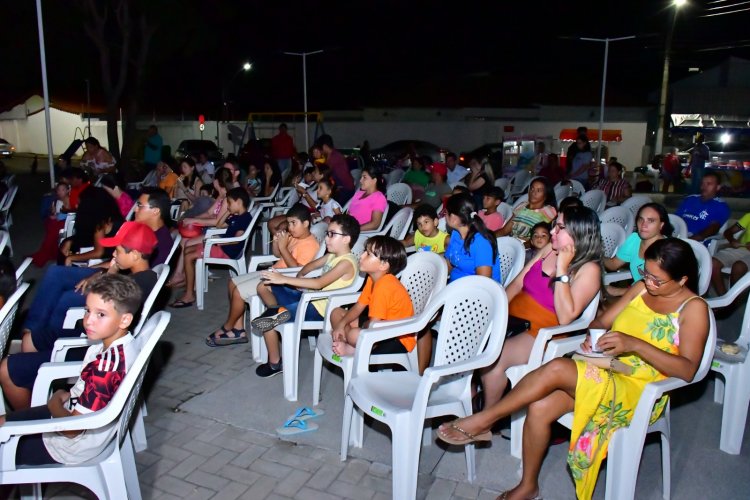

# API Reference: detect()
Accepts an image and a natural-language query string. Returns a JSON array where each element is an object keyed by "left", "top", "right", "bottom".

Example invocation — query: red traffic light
[{"left": 198, "top": 114, "right": 205, "bottom": 125}]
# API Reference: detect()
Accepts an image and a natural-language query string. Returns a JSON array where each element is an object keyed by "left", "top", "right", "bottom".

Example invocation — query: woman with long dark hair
[
  {"left": 444, "top": 193, "right": 501, "bottom": 283},
  {"left": 497, "top": 177, "right": 557, "bottom": 245},
  {"left": 347, "top": 164, "right": 387, "bottom": 231}
]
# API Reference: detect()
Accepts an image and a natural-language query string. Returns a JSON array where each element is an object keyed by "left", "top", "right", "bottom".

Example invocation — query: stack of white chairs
[{"left": 341, "top": 276, "right": 508, "bottom": 499}]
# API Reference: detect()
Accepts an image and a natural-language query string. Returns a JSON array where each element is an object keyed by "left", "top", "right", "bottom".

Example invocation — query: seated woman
[
  {"left": 100, "top": 174, "right": 134, "bottom": 219},
  {"left": 402, "top": 155, "right": 431, "bottom": 201},
  {"left": 496, "top": 177, "right": 557, "bottom": 246},
  {"left": 465, "top": 158, "right": 494, "bottom": 209},
  {"left": 594, "top": 161, "right": 632, "bottom": 207},
  {"left": 172, "top": 157, "right": 204, "bottom": 210},
  {"left": 259, "top": 159, "right": 282, "bottom": 198},
  {"left": 348, "top": 165, "right": 388, "bottom": 231},
  {"left": 604, "top": 202, "right": 672, "bottom": 297},
  {"left": 479, "top": 206, "right": 602, "bottom": 409},
  {"left": 168, "top": 167, "right": 233, "bottom": 288},
  {"left": 438, "top": 238, "right": 709, "bottom": 500}
]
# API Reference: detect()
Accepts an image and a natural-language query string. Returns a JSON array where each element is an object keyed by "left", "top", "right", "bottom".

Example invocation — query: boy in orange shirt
[{"left": 331, "top": 236, "right": 414, "bottom": 356}]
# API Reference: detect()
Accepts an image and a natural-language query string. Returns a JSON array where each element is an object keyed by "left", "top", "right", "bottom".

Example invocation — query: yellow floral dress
[{"left": 567, "top": 292, "right": 696, "bottom": 499}]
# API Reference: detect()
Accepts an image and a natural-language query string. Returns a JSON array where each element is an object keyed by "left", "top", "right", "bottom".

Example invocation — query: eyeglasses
[
  {"left": 325, "top": 231, "right": 346, "bottom": 238},
  {"left": 135, "top": 202, "right": 152, "bottom": 210},
  {"left": 637, "top": 265, "right": 673, "bottom": 287}
]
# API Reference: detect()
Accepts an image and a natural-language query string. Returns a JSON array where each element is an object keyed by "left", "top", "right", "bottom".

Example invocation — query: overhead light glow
[
  {"left": 242, "top": 62, "right": 252, "bottom": 71},
  {"left": 673, "top": 0, "right": 687, "bottom": 7},
  {"left": 720, "top": 133, "right": 731, "bottom": 144}
]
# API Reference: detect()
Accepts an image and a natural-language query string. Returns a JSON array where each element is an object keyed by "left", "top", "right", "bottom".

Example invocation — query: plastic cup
[{"left": 589, "top": 329, "right": 607, "bottom": 353}]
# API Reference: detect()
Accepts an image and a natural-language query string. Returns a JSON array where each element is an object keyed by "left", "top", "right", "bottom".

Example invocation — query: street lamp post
[
  {"left": 283, "top": 50, "right": 323, "bottom": 151},
  {"left": 219, "top": 61, "right": 252, "bottom": 150},
  {"left": 654, "top": 0, "right": 687, "bottom": 156},
  {"left": 579, "top": 36, "right": 635, "bottom": 167}
]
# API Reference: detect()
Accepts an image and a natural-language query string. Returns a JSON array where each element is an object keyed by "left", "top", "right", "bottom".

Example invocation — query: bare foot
[{"left": 332, "top": 340, "right": 356, "bottom": 356}]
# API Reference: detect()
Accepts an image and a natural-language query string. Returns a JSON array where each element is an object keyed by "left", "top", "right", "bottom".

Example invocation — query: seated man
[
  {"left": 0, "top": 274, "right": 142, "bottom": 466},
  {"left": 1, "top": 222, "right": 158, "bottom": 410},
  {"left": 675, "top": 170, "right": 730, "bottom": 243},
  {"left": 711, "top": 211, "right": 750, "bottom": 296}
]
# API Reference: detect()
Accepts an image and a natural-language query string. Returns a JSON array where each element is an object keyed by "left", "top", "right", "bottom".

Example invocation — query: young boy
[
  {"left": 171, "top": 187, "right": 254, "bottom": 308},
  {"left": 402, "top": 204, "right": 450, "bottom": 254},
  {"left": 0, "top": 274, "right": 142, "bottom": 466},
  {"left": 206, "top": 203, "right": 320, "bottom": 346},
  {"left": 477, "top": 187, "right": 505, "bottom": 232},
  {"left": 331, "top": 236, "right": 414, "bottom": 357},
  {"left": 416, "top": 162, "right": 452, "bottom": 209},
  {"left": 250, "top": 214, "right": 361, "bottom": 377}
]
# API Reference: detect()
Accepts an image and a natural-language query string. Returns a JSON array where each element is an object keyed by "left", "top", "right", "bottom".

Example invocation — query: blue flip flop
[
  {"left": 275, "top": 417, "right": 318, "bottom": 436},
  {"left": 287, "top": 406, "right": 325, "bottom": 422}
]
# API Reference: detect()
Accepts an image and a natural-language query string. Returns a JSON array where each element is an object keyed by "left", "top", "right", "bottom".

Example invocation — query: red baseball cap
[
  {"left": 429, "top": 162, "right": 447, "bottom": 176},
  {"left": 100, "top": 221, "right": 158, "bottom": 255}
]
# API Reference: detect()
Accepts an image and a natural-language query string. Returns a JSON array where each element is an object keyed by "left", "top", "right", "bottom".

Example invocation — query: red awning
[{"left": 559, "top": 129, "right": 622, "bottom": 142}]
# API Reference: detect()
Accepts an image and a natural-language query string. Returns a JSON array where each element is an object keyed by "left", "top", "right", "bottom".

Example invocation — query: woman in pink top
[
  {"left": 478, "top": 206, "right": 602, "bottom": 408},
  {"left": 347, "top": 165, "right": 388, "bottom": 231}
]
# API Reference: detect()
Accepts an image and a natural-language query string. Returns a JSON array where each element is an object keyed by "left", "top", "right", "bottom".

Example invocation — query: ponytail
[{"left": 446, "top": 193, "right": 498, "bottom": 261}]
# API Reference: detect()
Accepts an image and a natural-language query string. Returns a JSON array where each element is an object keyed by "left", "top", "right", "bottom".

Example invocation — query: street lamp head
[
  {"left": 673, "top": 0, "right": 687, "bottom": 8},
  {"left": 242, "top": 62, "right": 252, "bottom": 71}
]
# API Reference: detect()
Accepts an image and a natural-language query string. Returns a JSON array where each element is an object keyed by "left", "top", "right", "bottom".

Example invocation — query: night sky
[{"left": 2, "top": 0, "right": 748, "bottom": 117}]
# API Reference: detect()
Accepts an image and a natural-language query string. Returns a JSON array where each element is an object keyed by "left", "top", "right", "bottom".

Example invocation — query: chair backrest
[
  {"left": 431, "top": 276, "right": 508, "bottom": 367},
  {"left": 350, "top": 233, "right": 369, "bottom": 259},
  {"left": 0, "top": 185, "right": 18, "bottom": 211},
  {"left": 350, "top": 169, "right": 362, "bottom": 183},
  {"left": 133, "top": 264, "right": 170, "bottom": 335},
  {"left": 555, "top": 180, "right": 585, "bottom": 197},
  {"left": 580, "top": 189, "right": 607, "bottom": 213},
  {"left": 554, "top": 185, "right": 573, "bottom": 205},
  {"left": 621, "top": 195, "right": 652, "bottom": 219},
  {"left": 0, "top": 231, "right": 8, "bottom": 255},
  {"left": 512, "top": 193, "right": 529, "bottom": 210},
  {"left": 165, "top": 232, "right": 182, "bottom": 266},
  {"left": 601, "top": 206, "right": 634, "bottom": 234},
  {"left": 15, "top": 257, "right": 32, "bottom": 283},
  {"left": 399, "top": 251, "right": 448, "bottom": 316},
  {"left": 509, "top": 170, "right": 532, "bottom": 196},
  {"left": 276, "top": 187, "right": 297, "bottom": 208},
  {"left": 668, "top": 214, "right": 688, "bottom": 238},
  {"left": 497, "top": 202, "right": 513, "bottom": 224},
  {"left": 386, "top": 183, "right": 413, "bottom": 206},
  {"left": 62, "top": 213, "right": 77, "bottom": 240},
  {"left": 496, "top": 237, "right": 525, "bottom": 287},
  {"left": 169, "top": 204, "right": 181, "bottom": 221},
  {"left": 707, "top": 272, "right": 750, "bottom": 348},
  {"left": 383, "top": 207, "right": 413, "bottom": 240},
  {"left": 0, "top": 282, "right": 30, "bottom": 358},
  {"left": 115, "top": 311, "right": 170, "bottom": 446},
  {"left": 310, "top": 221, "right": 329, "bottom": 244},
  {"left": 387, "top": 169, "right": 405, "bottom": 186},
  {"left": 682, "top": 237, "right": 712, "bottom": 296},
  {"left": 600, "top": 222, "right": 627, "bottom": 258}
]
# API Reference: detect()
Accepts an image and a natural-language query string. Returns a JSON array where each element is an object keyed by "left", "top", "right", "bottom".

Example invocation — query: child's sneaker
[
  {"left": 256, "top": 360, "right": 283, "bottom": 378},
  {"left": 251, "top": 307, "right": 291, "bottom": 332}
]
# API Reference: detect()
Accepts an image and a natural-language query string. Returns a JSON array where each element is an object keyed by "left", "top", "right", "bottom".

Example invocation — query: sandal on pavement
[
  {"left": 169, "top": 299, "right": 195, "bottom": 309},
  {"left": 287, "top": 406, "right": 325, "bottom": 422},
  {"left": 206, "top": 326, "right": 248, "bottom": 347},
  {"left": 275, "top": 418, "right": 318, "bottom": 436},
  {"left": 497, "top": 491, "right": 542, "bottom": 500},
  {"left": 437, "top": 420, "right": 492, "bottom": 446}
]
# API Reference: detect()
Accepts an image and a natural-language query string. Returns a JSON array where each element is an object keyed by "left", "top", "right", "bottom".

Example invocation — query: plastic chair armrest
[
  {"left": 204, "top": 228, "right": 227, "bottom": 238},
  {"left": 0, "top": 412, "right": 109, "bottom": 442},
  {"left": 247, "top": 254, "right": 279, "bottom": 272},
  {"left": 63, "top": 307, "right": 86, "bottom": 330},
  {"left": 30, "top": 361, "right": 84, "bottom": 406},
  {"left": 603, "top": 270, "right": 632, "bottom": 285},
  {"left": 50, "top": 337, "right": 91, "bottom": 363},
  {"left": 351, "top": 317, "right": 436, "bottom": 377},
  {"left": 543, "top": 334, "right": 587, "bottom": 363}
]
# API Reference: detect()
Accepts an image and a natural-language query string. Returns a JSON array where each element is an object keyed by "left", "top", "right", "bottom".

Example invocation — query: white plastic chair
[
  {"left": 376, "top": 206, "right": 413, "bottom": 240},
  {"left": 512, "top": 194, "right": 529, "bottom": 210},
  {"left": 497, "top": 202, "right": 513, "bottom": 226},
  {"left": 621, "top": 195, "right": 652, "bottom": 220},
  {"left": 494, "top": 178, "right": 510, "bottom": 199},
  {"left": 682, "top": 237, "right": 712, "bottom": 296},
  {"left": 387, "top": 169, "right": 405, "bottom": 186},
  {"left": 706, "top": 272, "right": 750, "bottom": 455},
  {"left": 554, "top": 180, "right": 585, "bottom": 197},
  {"left": 313, "top": 252, "right": 449, "bottom": 408},
  {"left": 601, "top": 206, "right": 634, "bottom": 234},
  {"left": 580, "top": 189, "right": 607, "bottom": 213},
  {"left": 0, "top": 282, "right": 31, "bottom": 416},
  {"left": 496, "top": 236, "right": 525, "bottom": 287},
  {"left": 600, "top": 222, "right": 627, "bottom": 259},
  {"left": 341, "top": 276, "right": 508, "bottom": 499},
  {"left": 386, "top": 182, "right": 413, "bottom": 206},
  {"left": 668, "top": 214, "right": 688, "bottom": 239},
  {"left": 195, "top": 207, "right": 262, "bottom": 310},
  {"left": 59, "top": 213, "right": 77, "bottom": 244},
  {"left": 506, "top": 293, "right": 600, "bottom": 459},
  {"left": 554, "top": 185, "right": 575, "bottom": 204},
  {"left": 0, "top": 231, "right": 8, "bottom": 255},
  {"left": 14, "top": 257, "right": 32, "bottom": 284},
  {"left": 508, "top": 170, "right": 532, "bottom": 201},
  {"left": 706, "top": 219, "right": 734, "bottom": 256},
  {"left": 248, "top": 183, "right": 280, "bottom": 213},
  {"left": 0, "top": 312, "right": 171, "bottom": 500},
  {"left": 547, "top": 308, "right": 717, "bottom": 500}
]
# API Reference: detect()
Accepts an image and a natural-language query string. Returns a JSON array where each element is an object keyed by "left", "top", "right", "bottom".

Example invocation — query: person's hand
[
  {"left": 64, "top": 256, "right": 75, "bottom": 266},
  {"left": 595, "top": 330, "right": 636, "bottom": 357},
  {"left": 295, "top": 184, "right": 306, "bottom": 194},
  {"left": 580, "top": 335, "right": 593, "bottom": 353},
  {"left": 52, "top": 389, "right": 70, "bottom": 404},
  {"left": 332, "top": 328, "right": 346, "bottom": 343},
  {"left": 556, "top": 244, "right": 576, "bottom": 273},
  {"left": 74, "top": 275, "right": 95, "bottom": 294},
  {"left": 260, "top": 270, "right": 285, "bottom": 285},
  {"left": 730, "top": 240, "right": 742, "bottom": 249},
  {"left": 275, "top": 229, "right": 290, "bottom": 247}
]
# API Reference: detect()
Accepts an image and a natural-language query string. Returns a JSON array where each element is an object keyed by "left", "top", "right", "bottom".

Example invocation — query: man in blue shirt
[
  {"left": 676, "top": 170, "right": 729, "bottom": 243},
  {"left": 143, "top": 125, "right": 163, "bottom": 172}
]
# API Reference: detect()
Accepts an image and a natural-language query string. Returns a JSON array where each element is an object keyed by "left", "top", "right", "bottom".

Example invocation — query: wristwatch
[{"left": 553, "top": 274, "right": 570, "bottom": 284}]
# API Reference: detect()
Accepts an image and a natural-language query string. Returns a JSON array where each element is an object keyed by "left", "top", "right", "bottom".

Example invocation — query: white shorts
[
  {"left": 232, "top": 271, "right": 263, "bottom": 301},
  {"left": 714, "top": 246, "right": 750, "bottom": 269}
]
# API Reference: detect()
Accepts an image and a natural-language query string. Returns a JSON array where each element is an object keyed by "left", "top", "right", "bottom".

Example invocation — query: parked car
[
  {"left": 460, "top": 142, "right": 503, "bottom": 172},
  {"left": 370, "top": 140, "right": 447, "bottom": 168},
  {"left": 174, "top": 139, "right": 223, "bottom": 164},
  {"left": 0, "top": 138, "right": 15, "bottom": 158}
]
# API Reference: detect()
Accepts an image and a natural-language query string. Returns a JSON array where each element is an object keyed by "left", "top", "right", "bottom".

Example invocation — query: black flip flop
[{"left": 169, "top": 299, "right": 195, "bottom": 308}]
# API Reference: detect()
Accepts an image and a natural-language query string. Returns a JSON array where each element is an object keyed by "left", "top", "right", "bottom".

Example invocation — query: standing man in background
[
  {"left": 689, "top": 133, "right": 710, "bottom": 195},
  {"left": 144, "top": 125, "right": 163, "bottom": 173},
  {"left": 271, "top": 123, "right": 296, "bottom": 177}
]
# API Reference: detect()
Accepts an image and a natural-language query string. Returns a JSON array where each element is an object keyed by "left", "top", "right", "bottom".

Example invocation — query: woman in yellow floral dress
[{"left": 437, "top": 238, "right": 710, "bottom": 500}]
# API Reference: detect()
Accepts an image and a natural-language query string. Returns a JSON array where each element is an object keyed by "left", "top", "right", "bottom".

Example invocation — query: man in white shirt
[{"left": 446, "top": 152, "right": 469, "bottom": 187}]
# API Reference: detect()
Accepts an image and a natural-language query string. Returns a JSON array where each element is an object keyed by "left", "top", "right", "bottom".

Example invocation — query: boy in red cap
[{"left": 0, "top": 222, "right": 158, "bottom": 411}]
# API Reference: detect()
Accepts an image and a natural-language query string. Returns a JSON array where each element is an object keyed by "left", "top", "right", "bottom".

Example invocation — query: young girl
[
  {"left": 525, "top": 221, "right": 551, "bottom": 264},
  {"left": 314, "top": 178, "right": 342, "bottom": 223},
  {"left": 246, "top": 163, "right": 261, "bottom": 197}
]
